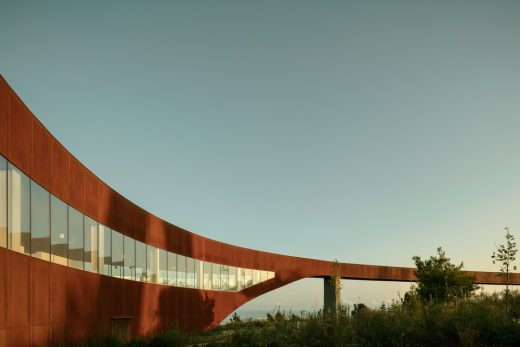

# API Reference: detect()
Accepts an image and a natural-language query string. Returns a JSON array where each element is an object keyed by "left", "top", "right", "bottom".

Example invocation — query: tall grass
[{"left": 81, "top": 292, "right": 520, "bottom": 347}]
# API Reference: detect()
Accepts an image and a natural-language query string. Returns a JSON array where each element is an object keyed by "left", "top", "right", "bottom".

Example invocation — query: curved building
[{"left": 0, "top": 75, "right": 517, "bottom": 346}]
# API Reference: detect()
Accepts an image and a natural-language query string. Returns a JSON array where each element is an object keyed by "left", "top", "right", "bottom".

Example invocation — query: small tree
[
  {"left": 492, "top": 227, "right": 517, "bottom": 310},
  {"left": 412, "top": 247, "right": 477, "bottom": 302},
  {"left": 331, "top": 259, "right": 342, "bottom": 299}
]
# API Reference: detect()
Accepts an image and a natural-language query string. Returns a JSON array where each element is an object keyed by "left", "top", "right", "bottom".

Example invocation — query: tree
[
  {"left": 412, "top": 247, "right": 477, "bottom": 302},
  {"left": 492, "top": 227, "right": 517, "bottom": 310},
  {"left": 325, "top": 259, "right": 342, "bottom": 318}
]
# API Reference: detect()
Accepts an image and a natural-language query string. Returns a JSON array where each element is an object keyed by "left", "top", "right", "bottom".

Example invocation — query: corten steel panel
[
  {"left": 110, "top": 277, "right": 129, "bottom": 318},
  {"left": 84, "top": 172, "right": 99, "bottom": 220},
  {"left": 114, "top": 277, "right": 139, "bottom": 321},
  {"left": 66, "top": 267, "right": 87, "bottom": 322},
  {"left": 0, "top": 248, "right": 7, "bottom": 329},
  {"left": 155, "top": 217, "right": 173, "bottom": 251},
  {"left": 69, "top": 157, "right": 85, "bottom": 212},
  {"left": 133, "top": 204, "right": 147, "bottom": 244},
  {"left": 97, "top": 182, "right": 114, "bottom": 227},
  {"left": 50, "top": 264, "right": 67, "bottom": 324},
  {"left": 51, "top": 323, "right": 66, "bottom": 347},
  {"left": 202, "top": 238, "right": 219, "bottom": 264},
  {"left": 178, "top": 230, "right": 189, "bottom": 257},
  {"left": 145, "top": 213, "right": 158, "bottom": 247},
  {"left": 79, "top": 272, "right": 102, "bottom": 322},
  {"left": 9, "top": 94, "right": 32, "bottom": 175},
  {"left": 112, "top": 193, "right": 130, "bottom": 238},
  {"left": 31, "top": 121, "right": 52, "bottom": 190},
  {"left": 0, "top": 328, "right": 6, "bottom": 347},
  {"left": 30, "top": 259, "right": 51, "bottom": 325},
  {"left": 97, "top": 275, "right": 112, "bottom": 321},
  {"left": 156, "top": 286, "right": 171, "bottom": 329},
  {"left": 8, "top": 252, "right": 31, "bottom": 326},
  {"left": 138, "top": 285, "right": 160, "bottom": 335},
  {"left": 66, "top": 321, "right": 90, "bottom": 346},
  {"left": 133, "top": 282, "right": 146, "bottom": 335},
  {"left": 31, "top": 324, "right": 51, "bottom": 347},
  {"left": 7, "top": 327, "right": 31, "bottom": 347},
  {"left": 50, "top": 140, "right": 69, "bottom": 202},
  {"left": 188, "top": 233, "right": 204, "bottom": 260},
  {"left": 167, "top": 224, "right": 180, "bottom": 254},
  {"left": 0, "top": 77, "right": 9, "bottom": 157}
]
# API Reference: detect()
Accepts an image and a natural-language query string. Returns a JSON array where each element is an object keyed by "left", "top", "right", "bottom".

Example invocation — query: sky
[{"left": 1, "top": 0, "right": 520, "bottom": 314}]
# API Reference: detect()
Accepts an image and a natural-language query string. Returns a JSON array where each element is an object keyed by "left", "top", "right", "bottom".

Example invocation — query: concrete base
[{"left": 324, "top": 277, "right": 340, "bottom": 316}]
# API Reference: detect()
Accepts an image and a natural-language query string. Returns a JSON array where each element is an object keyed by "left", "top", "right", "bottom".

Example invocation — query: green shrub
[{"left": 79, "top": 293, "right": 520, "bottom": 347}]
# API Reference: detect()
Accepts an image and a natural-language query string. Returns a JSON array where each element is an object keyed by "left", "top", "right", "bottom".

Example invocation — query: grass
[{"left": 80, "top": 291, "right": 520, "bottom": 347}]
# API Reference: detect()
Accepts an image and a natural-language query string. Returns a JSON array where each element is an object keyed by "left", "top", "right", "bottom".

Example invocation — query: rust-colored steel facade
[{"left": 0, "top": 75, "right": 517, "bottom": 346}]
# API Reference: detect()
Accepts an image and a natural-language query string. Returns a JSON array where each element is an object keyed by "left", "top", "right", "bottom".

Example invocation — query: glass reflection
[
  {"left": 147, "top": 245, "right": 158, "bottom": 283},
  {"left": 124, "top": 236, "right": 135, "bottom": 280},
  {"left": 1, "top": 158, "right": 276, "bottom": 292},
  {"left": 159, "top": 249, "right": 167, "bottom": 284},
  {"left": 212, "top": 263, "right": 221, "bottom": 290},
  {"left": 99, "top": 225, "right": 111, "bottom": 276},
  {"left": 221, "top": 265, "right": 229, "bottom": 291},
  {"left": 0, "top": 156, "right": 7, "bottom": 248},
  {"left": 203, "top": 261, "right": 211, "bottom": 290},
  {"left": 68, "top": 207, "right": 84, "bottom": 269},
  {"left": 135, "top": 241, "right": 146, "bottom": 282},
  {"left": 51, "top": 196, "right": 68, "bottom": 265},
  {"left": 31, "top": 181, "right": 50, "bottom": 260},
  {"left": 229, "top": 266, "right": 237, "bottom": 291},
  {"left": 8, "top": 164, "right": 30, "bottom": 255},
  {"left": 167, "top": 251, "right": 176, "bottom": 285},
  {"left": 177, "top": 255, "right": 186, "bottom": 287},
  {"left": 84, "top": 216, "right": 98, "bottom": 273},
  {"left": 111, "top": 231, "right": 124, "bottom": 278},
  {"left": 186, "top": 257, "right": 195, "bottom": 288},
  {"left": 245, "top": 269, "right": 253, "bottom": 288}
]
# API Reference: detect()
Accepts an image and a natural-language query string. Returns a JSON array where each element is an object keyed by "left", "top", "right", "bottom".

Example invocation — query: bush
[
  {"left": 80, "top": 293, "right": 520, "bottom": 346},
  {"left": 412, "top": 247, "right": 478, "bottom": 302}
]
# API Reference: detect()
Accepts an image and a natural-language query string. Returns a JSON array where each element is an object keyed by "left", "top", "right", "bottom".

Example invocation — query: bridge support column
[{"left": 324, "top": 277, "right": 340, "bottom": 316}]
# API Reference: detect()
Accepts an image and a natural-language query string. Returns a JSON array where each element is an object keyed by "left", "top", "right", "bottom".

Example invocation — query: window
[
  {"left": 147, "top": 246, "right": 158, "bottom": 283},
  {"left": 99, "top": 225, "right": 111, "bottom": 276},
  {"left": 237, "top": 268, "right": 244, "bottom": 290},
  {"left": 50, "top": 196, "right": 68, "bottom": 265},
  {"left": 245, "top": 269, "right": 253, "bottom": 288},
  {"left": 68, "top": 207, "right": 83, "bottom": 270},
  {"left": 195, "top": 259, "right": 202, "bottom": 289},
  {"left": 159, "top": 249, "right": 167, "bottom": 284},
  {"left": 111, "top": 230, "right": 124, "bottom": 278},
  {"left": 186, "top": 257, "right": 195, "bottom": 288},
  {"left": 220, "top": 265, "right": 229, "bottom": 291},
  {"left": 177, "top": 255, "right": 186, "bottom": 287},
  {"left": 229, "top": 266, "right": 237, "bottom": 291},
  {"left": 0, "top": 156, "right": 7, "bottom": 248},
  {"left": 167, "top": 251, "right": 176, "bottom": 286},
  {"left": 203, "top": 262, "right": 212, "bottom": 289},
  {"left": 135, "top": 241, "right": 146, "bottom": 281},
  {"left": 212, "top": 263, "right": 221, "bottom": 290},
  {"left": 0, "top": 159, "right": 274, "bottom": 292},
  {"left": 124, "top": 236, "right": 135, "bottom": 280},
  {"left": 84, "top": 216, "right": 98, "bottom": 273},
  {"left": 30, "top": 181, "right": 50, "bottom": 260},
  {"left": 8, "top": 164, "right": 30, "bottom": 255},
  {"left": 253, "top": 270, "right": 260, "bottom": 285}
]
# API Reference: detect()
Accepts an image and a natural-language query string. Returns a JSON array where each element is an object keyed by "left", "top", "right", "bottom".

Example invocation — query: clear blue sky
[{"left": 1, "top": 0, "right": 520, "bottom": 313}]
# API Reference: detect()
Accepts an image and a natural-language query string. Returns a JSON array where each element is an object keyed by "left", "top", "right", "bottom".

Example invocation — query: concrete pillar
[{"left": 323, "top": 276, "right": 340, "bottom": 316}]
